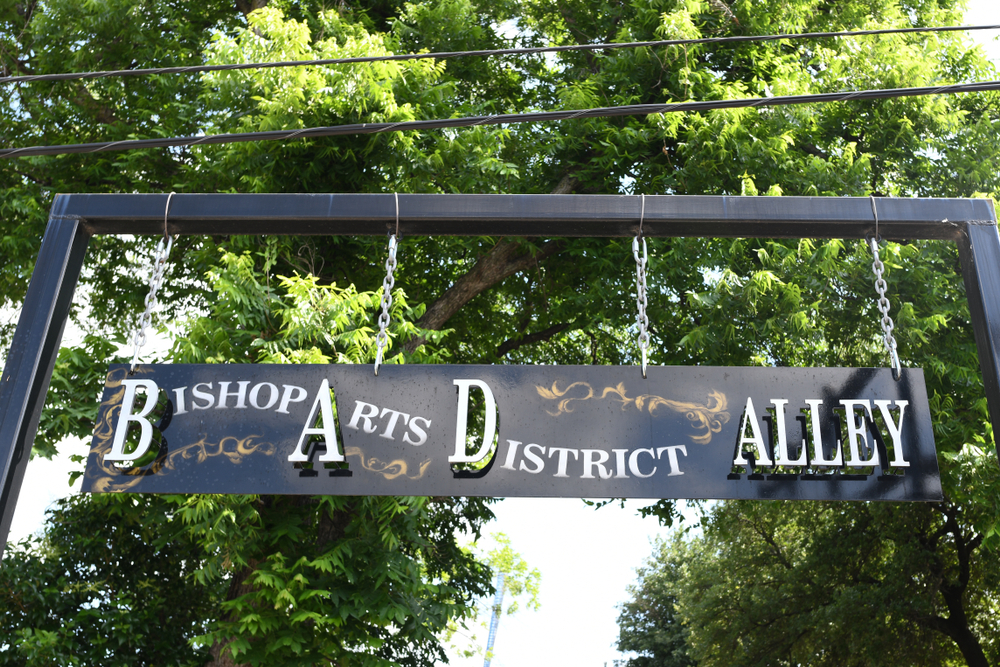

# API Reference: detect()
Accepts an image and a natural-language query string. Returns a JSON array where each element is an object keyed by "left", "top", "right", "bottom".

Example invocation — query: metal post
[
  {"left": 484, "top": 571, "right": 504, "bottom": 667},
  {"left": 957, "top": 215, "right": 1000, "bottom": 464},
  {"left": 0, "top": 217, "right": 90, "bottom": 556}
]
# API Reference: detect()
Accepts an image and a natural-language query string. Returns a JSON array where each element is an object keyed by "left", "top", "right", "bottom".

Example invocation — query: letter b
[{"left": 106, "top": 379, "right": 160, "bottom": 462}]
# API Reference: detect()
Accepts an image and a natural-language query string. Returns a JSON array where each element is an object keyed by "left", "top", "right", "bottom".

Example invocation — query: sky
[{"left": 4, "top": 5, "right": 1000, "bottom": 667}]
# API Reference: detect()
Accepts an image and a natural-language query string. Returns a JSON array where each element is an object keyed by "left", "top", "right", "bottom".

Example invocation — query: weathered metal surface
[
  {"left": 0, "top": 218, "right": 90, "bottom": 552},
  {"left": 86, "top": 364, "right": 941, "bottom": 501},
  {"left": 54, "top": 193, "right": 988, "bottom": 239},
  {"left": 958, "top": 221, "right": 1000, "bottom": 464}
]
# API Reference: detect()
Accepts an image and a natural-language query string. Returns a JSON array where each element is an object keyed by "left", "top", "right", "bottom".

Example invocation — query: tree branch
[
  {"left": 403, "top": 238, "right": 564, "bottom": 353},
  {"left": 235, "top": 0, "right": 270, "bottom": 19},
  {"left": 69, "top": 82, "right": 117, "bottom": 125},
  {"left": 402, "top": 174, "right": 577, "bottom": 354},
  {"left": 496, "top": 322, "right": 571, "bottom": 359}
]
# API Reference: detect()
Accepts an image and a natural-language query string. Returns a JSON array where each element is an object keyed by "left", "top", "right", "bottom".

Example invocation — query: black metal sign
[{"left": 85, "top": 364, "right": 941, "bottom": 501}]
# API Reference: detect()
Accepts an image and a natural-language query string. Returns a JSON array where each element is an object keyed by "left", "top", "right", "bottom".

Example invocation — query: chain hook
[
  {"left": 394, "top": 191, "right": 400, "bottom": 238},
  {"left": 164, "top": 191, "right": 175, "bottom": 241},
  {"left": 130, "top": 192, "right": 176, "bottom": 374},
  {"left": 637, "top": 193, "right": 645, "bottom": 238},
  {"left": 869, "top": 194, "right": 880, "bottom": 242},
  {"left": 868, "top": 196, "right": 901, "bottom": 381},
  {"left": 633, "top": 194, "right": 650, "bottom": 379}
]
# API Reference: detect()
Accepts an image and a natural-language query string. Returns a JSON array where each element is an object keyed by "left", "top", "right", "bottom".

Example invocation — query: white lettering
[
  {"left": 874, "top": 400, "right": 910, "bottom": 467},
  {"left": 771, "top": 399, "right": 806, "bottom": 466},
  {"left": 806, "top": 399, "right": 842, "bottom": 466},
  {"left": 106, "top": 379, "right": 160, "bottom": 462},
  {"left": 612, "top": 448, "right": 630, "bottom": 478},
  {"left": 581, "top": 449, "right": 613, "bottom": 480},
  {"left": 171, "top": 386, "right": 187, "bottom": 415},
  {"left": 277, "top": 385, "right": 308, "bottom": 414},
  {"left": 403, "top": 416, "right": 431, "bottom": 446},
  {"left": 191, "top": 382, "right": 214, "bottom": 410},
  {"left": 840, "top": 399, "right": 879, "bottom": 467},
  {"left": 548, "top": 447, "right": 579, "bottom": 478},
  {"left": 657, "top": 445, "right": 688, "bottom": 476},
  {"left": 288, "top": 379, "right": 344, "bottom": 462},
  {"left": 519, "top": 444, "right": 546, "bottom": 474},
  {"left": 378, "top": 408, "right": 410, "bottom": 440},
  {"left": 347, "top": 401, "right": 380, "bottom": 433},
  {"left": 217, "top": 381, "right": 250, "bottom": 409},
  {"left": 733, "top": 397, "right": 772, "bottom": 467},
  {"left": 449, "top": 379, "right": 498, "bottom": 465},
  {"left": 501, "top": 440, "right": 523, "bottom": 471},
  {"left": 628, "top": 448, "right": 656, "bottom": 478},
  {"left": 249, "top": 382, "right": 279, "bottom": 410}
]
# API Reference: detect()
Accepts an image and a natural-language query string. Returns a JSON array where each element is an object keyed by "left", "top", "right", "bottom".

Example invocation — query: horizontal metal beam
[{"left": 53, "top": 193, "right": 992, "bottom": 240}]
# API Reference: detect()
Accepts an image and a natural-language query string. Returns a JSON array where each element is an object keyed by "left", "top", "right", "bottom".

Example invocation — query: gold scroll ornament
[
  {"left": 536, "top": 381, "right": 730, "bottom": 445},
  {"left": 344, "top": 447, "right": 431, "bottom": 480},
  {"left": 89, "top": 368, "right": 429, "bottom": 489},
  {"left": 88, "top": 368, "right": 277, "bottom": 492}
]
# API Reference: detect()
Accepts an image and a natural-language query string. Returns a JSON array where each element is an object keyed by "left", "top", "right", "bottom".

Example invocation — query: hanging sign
[{"left": 84, "top": 364, "right": 941, "bottom": 501}]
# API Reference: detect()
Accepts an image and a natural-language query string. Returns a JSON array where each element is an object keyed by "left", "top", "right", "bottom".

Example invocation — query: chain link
[
  {"left": 374, "top": 234, "right": 398, "bottom": 376},
  {"left": 869, "top": 237, "right": 901, "bottom": 379},
  {"left": 130, "top": 235, "right": 174, "bottom": 372},
  {"left": 633, "top": 235, "right": 650, "bottom": 378}
]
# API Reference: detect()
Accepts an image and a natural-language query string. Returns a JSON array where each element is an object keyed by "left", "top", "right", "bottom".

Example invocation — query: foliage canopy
[{"left": 1, "top": 0, "right": 999, "bottom": 664}]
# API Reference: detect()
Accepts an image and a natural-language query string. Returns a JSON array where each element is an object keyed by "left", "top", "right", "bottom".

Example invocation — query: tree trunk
[
  {"left": 926, "top": 587, "right": 992, "bottom": 667},
  {"left": 235, "top": 0, "right": 269, "bottom": 18},
  {"left": 403, "top": 175, "right": 577, "bottom": 353},
  {"left": 205, "top": 557, "right": 261, "bottom": 667},
  {"left": 203, "top": 499, "right": 350, "bottom": 667},
  {"left": 207, "top": 641, "right": 250, "bottom": 667},
  {"left": 922, "top": 510, "right": 990, "bottom": 667}
]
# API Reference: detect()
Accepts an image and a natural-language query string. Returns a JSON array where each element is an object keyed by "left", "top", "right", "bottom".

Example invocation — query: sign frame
[{"left": 2, "top": 193, "right": 999, "bottom": 554}]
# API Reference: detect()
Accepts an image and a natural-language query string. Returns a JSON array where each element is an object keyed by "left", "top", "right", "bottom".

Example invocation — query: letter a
[
  {"left": 733, "top": 397, "right": 773, "bottom": 467},
  {"left": 106, "top": 379, "right": 160, "bottom": 462},
  {"left": 289, "top": 379, "right": 344, "bottom": 462}
]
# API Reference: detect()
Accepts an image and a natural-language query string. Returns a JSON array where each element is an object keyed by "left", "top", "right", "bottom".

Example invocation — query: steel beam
[
  {"left": 54, "top": 193, "right": 989, "bottom": 240},
  {"left": 0, "top": 217, "right": 90, "bottom": 554},
  {"left": 958, "top": 217, "right": 1000, "bottom": 463}
]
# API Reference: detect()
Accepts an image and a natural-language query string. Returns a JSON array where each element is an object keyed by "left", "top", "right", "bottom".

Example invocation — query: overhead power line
[
  {"left": 2, "top": 79, "right": 998, "bottom": 160},
  {"left": 1, "top": 24, "right": 997, "bottom": 85}
]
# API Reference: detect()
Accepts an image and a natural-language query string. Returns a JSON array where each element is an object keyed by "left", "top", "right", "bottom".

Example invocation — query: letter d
[
  {"left": 105, "top": 379, "right": 160, "bottom": 462},
  {"left": 450, "top": 379, "right": 497, "bottom": 464}
]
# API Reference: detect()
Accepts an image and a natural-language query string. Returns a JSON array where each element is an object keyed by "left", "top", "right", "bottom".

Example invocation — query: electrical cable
[
  {"left": 3, "top": 79, "right": 998, "bottom": 159},
  {"left": 1, "top": 23, "right": 997, "bottom": 85}
]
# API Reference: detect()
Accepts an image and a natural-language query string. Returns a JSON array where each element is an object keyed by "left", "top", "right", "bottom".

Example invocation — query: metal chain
[
  {"left": 374, "top": 234, "right": 399, "bottom": 376},
  {"left": 130, "top": 234, "right": 174, "bottom": 373},
  {"left": 633, "top": 195, "right": 649, "bottom": 378},
  {"left": 868, "top": 196, "right": 901, "bottom": 379},
  {"left": 374, "top": 194, "right": 402, "bottom": 376}
]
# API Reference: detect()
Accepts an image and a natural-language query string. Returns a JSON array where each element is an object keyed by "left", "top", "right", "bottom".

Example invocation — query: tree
[
  {"left": 618, "top": 453, "right": 1000, "bottom": 667},
  {"left": 0, "top": 494, "right": 218, "bottom": 667},
  {"left": 166, "top": 252, "right": 494, "bottom": 666},
  {"left": 2, "top": 0, "right": 1000, "bottom": 664},
  {"left": 616, "top": 537, "right": 696, "bottom": 667},
  {"left": 6, "top": 252, "right": 497, "bottom": 666}
]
